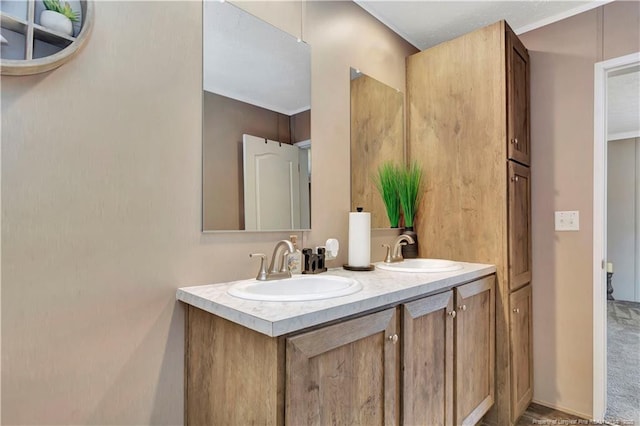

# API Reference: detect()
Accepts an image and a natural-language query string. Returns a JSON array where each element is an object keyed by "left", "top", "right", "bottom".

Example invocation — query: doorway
[{"left": 593, "top": 52, "right": 640, "bottom": 421}]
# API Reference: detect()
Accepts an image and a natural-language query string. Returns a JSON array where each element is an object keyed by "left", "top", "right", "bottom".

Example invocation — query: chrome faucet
[
  {"left": 382, "top": 234, "right": 415, "bottom": 263},
  {"left": 250, "top": 239, "right": 295, "bottom": 281}
]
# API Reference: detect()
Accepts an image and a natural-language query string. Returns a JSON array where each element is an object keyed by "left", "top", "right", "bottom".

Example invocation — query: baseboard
[{"left": 532, "top": 399, "right": 592, "bottom": 420}]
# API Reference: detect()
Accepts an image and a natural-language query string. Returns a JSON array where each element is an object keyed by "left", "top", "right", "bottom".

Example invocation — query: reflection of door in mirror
[
  {"left": 202, "top": 1, "right": 311, "bottom": 232},
  {"left": 350, "top": 69, "right": 404, "bottom": 229},
  {"left": 243, "top": 135, "right": 311, "bottom": 230}
]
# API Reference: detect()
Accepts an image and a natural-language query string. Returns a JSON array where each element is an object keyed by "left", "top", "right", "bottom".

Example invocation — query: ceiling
[
  {"left": 354, "top": 0, "right": 612, "bottom": 50},
  {"left": 608, "top": 68, "right": 640, "bottom": 140},
  {"left": 204, "top": 0, "right": 638, "bottom": 134},
  {"left": 355, "top": 0, "right": 638, "bottom": 140},
  {"left": 203, "top": 1, "right": 311, "bottom": 116}
]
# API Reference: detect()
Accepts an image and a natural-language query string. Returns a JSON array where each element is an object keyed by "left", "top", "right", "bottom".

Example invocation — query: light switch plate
[{"left": 555, "top": 211, "right": 579, "bottom": 231}]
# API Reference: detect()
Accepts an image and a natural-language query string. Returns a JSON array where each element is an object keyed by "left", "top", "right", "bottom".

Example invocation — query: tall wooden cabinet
[{"left": 407, "top": 21, "right": 532, "bottom": 425}]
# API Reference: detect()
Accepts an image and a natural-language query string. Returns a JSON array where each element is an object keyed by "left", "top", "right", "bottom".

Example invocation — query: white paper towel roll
[{"left": 348, "top": 210, "right": 371, "bottom": 267}]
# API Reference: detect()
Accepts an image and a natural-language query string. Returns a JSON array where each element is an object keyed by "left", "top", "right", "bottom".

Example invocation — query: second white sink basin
[
  {"left": 376, "top": 258, "right": 463, "bottom": 273},
  {"left": 228, "top": 274, "right": 363, "bottom": 302}
]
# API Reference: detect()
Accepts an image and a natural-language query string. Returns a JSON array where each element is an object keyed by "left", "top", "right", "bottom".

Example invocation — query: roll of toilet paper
[{"left": 348, "top": 210, "right": 371, "bottom": 267}]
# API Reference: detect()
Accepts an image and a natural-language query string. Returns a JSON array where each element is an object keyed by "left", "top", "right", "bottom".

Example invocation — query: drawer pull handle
[
  {"left": 512, "top": 138, "right": 519, "bottom": 145},
  {"left": 513, "top": 308, "right": 520, "bottom": 314},
  {"left": 388, "top": 334, "right": 398, "bottom": 344},
  {"left": 458, "top": 304, "right": 467, "bottom": 311}
]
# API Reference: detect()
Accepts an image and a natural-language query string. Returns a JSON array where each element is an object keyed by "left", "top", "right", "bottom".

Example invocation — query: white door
[{"left": 243, "top": 134, "right": 301, "bottom": 230}]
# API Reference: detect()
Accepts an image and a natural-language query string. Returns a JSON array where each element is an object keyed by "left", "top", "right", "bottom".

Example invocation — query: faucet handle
[
  {"left": 249, "top": 253, "right": 268, "bottom": 281},
  {"left": 382, "top": 244, "right": 392, "bottom": 263}
]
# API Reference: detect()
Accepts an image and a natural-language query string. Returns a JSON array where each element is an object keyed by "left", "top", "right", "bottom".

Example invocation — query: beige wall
[
  {"left": 607, "top": 137, "right": 639, "bottom": 302},
  {"left": 0, "top": 1, "right": 416, "bottom": 423},
  {"left": 519, "top": 0, "right": 640, "bottom": 417}
]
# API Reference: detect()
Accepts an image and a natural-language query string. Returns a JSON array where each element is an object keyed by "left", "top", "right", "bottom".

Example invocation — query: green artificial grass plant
[
  {"left": 374, "top": 162, "right": 401, "bottom": 228},
  {"left": 397, "top": 161, "right": 423, "bottom": 228},
  {"left": 43, "top": 0, "right": 80, "bottom": 22}
]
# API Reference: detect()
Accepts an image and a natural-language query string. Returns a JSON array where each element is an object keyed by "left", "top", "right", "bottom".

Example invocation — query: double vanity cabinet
[{"left": 178, "top": 264, "right": 495, "bottom": 425}]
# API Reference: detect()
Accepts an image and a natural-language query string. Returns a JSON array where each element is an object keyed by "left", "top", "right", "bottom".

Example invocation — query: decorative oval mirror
[{"left": 0, "top": 0, "right": 93, "bottom": 76}]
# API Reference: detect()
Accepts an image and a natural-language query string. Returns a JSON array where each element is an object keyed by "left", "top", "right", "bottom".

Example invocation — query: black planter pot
[{"left": 401, "top": 227, "right": 419, "bottom": 259}]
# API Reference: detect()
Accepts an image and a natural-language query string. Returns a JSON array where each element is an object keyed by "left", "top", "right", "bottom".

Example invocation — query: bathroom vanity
[{"left": 177, "top": 263, "right": 495, "bottom": 425}]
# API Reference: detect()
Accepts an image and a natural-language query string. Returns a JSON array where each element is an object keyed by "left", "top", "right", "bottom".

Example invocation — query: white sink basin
[
  {"left": 376, "top": 258, "right": 463, "bottom": 273},
  {"left": 228, "top": 275, "right": 363, "bottom": 302}
]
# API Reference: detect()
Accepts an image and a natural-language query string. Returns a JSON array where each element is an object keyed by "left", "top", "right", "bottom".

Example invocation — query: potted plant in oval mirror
[
  {"left": 398, "top": 161, "right": 423, "bottom": 258},
  {"left": 374, "top": 162, "right": 401, "bottom": 228},
  {"left": 41, "top": 0, "right": 80, "bottom": 37}
]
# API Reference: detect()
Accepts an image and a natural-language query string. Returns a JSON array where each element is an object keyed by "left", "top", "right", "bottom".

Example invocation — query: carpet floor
[{"left": 605, "top": 300, "right": 640, "bottom": 425}]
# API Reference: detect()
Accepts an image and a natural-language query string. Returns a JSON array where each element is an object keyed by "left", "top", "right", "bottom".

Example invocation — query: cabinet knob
[
  {"left": 388, "top": 334, "right": 398, "bottom": 344},
  {"left": 512, "top": 138, "right": 519, "bottom": 145},
  {"left": 511, "top": 176, "right": 519, "bottom": 182},
  {"left": 447, "top": 310, "right": 457, "bottom": 318},
  {"left": 458, "top": 304, "right": 467, "bottom": 311},
  {"left": 513, "top": 308, "right": 520, "bottom": 314}
]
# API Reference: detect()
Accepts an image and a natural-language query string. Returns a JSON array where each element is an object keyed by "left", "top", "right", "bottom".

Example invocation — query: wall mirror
[
  {"left": 350, "top": 68, "right": 404, "bottom": 229},
  {"left": 203, "top": 1, "right": 311, "bottom": 232}
]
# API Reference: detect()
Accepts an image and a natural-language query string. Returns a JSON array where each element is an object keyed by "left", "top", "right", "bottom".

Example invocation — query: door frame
[{"left": 592, "top": 51, "right": 640, "bottom": 421}]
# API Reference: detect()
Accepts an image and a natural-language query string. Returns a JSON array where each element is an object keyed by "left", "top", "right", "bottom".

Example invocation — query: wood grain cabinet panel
[
  {"left": 402, "top": 291, "right": 455, "bottom": 426},
  {"left": 510, "top": 284, "right": 533, "bottom": 422},
  {"left": 507, "top": 27, "right": 530, "bottom": 166},
  {"left": 286, "top": 308, "right": 399, "bottom": 426},
  {"left": 402, "top": 276, "right": 495, "bottom": 426},
  {"left": 508, "top": 162, "right": 532, "bottom": 291},
  {"left": 455, "top": 277, "right": 496, "bottom": 425},
  {"left": 407, "top": 20, "right": 532, "bottom": 426},
  {"left": 185, "top": 307, "right": 284, "bottom": 426}
]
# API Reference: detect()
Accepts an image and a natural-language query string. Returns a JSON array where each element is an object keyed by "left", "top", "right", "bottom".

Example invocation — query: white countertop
[{"left": 176, "top": 261, "right": 496, "bottom": 337}]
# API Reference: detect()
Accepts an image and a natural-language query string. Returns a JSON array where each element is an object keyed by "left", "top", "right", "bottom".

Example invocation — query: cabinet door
[
  {"left": 455, "top": 276, "right": 495, "bottom": 425},
  {"left": 507, "top": 28, "right": 530, "bottom": 166},
  {"left": 286, "top": 308, "right": 398, "bottom": 425},
  {"left": 402, "top": 291, "right": 455, "bottom": 426},
  {"left": 185, "top": 307, "right": 283, "bottom": 426},
  {"left": 510, "top": 284, "right": 533, "bottom": 421},
  {"left": 508, "top": 161, "right": 532, "bottom": 291}
]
